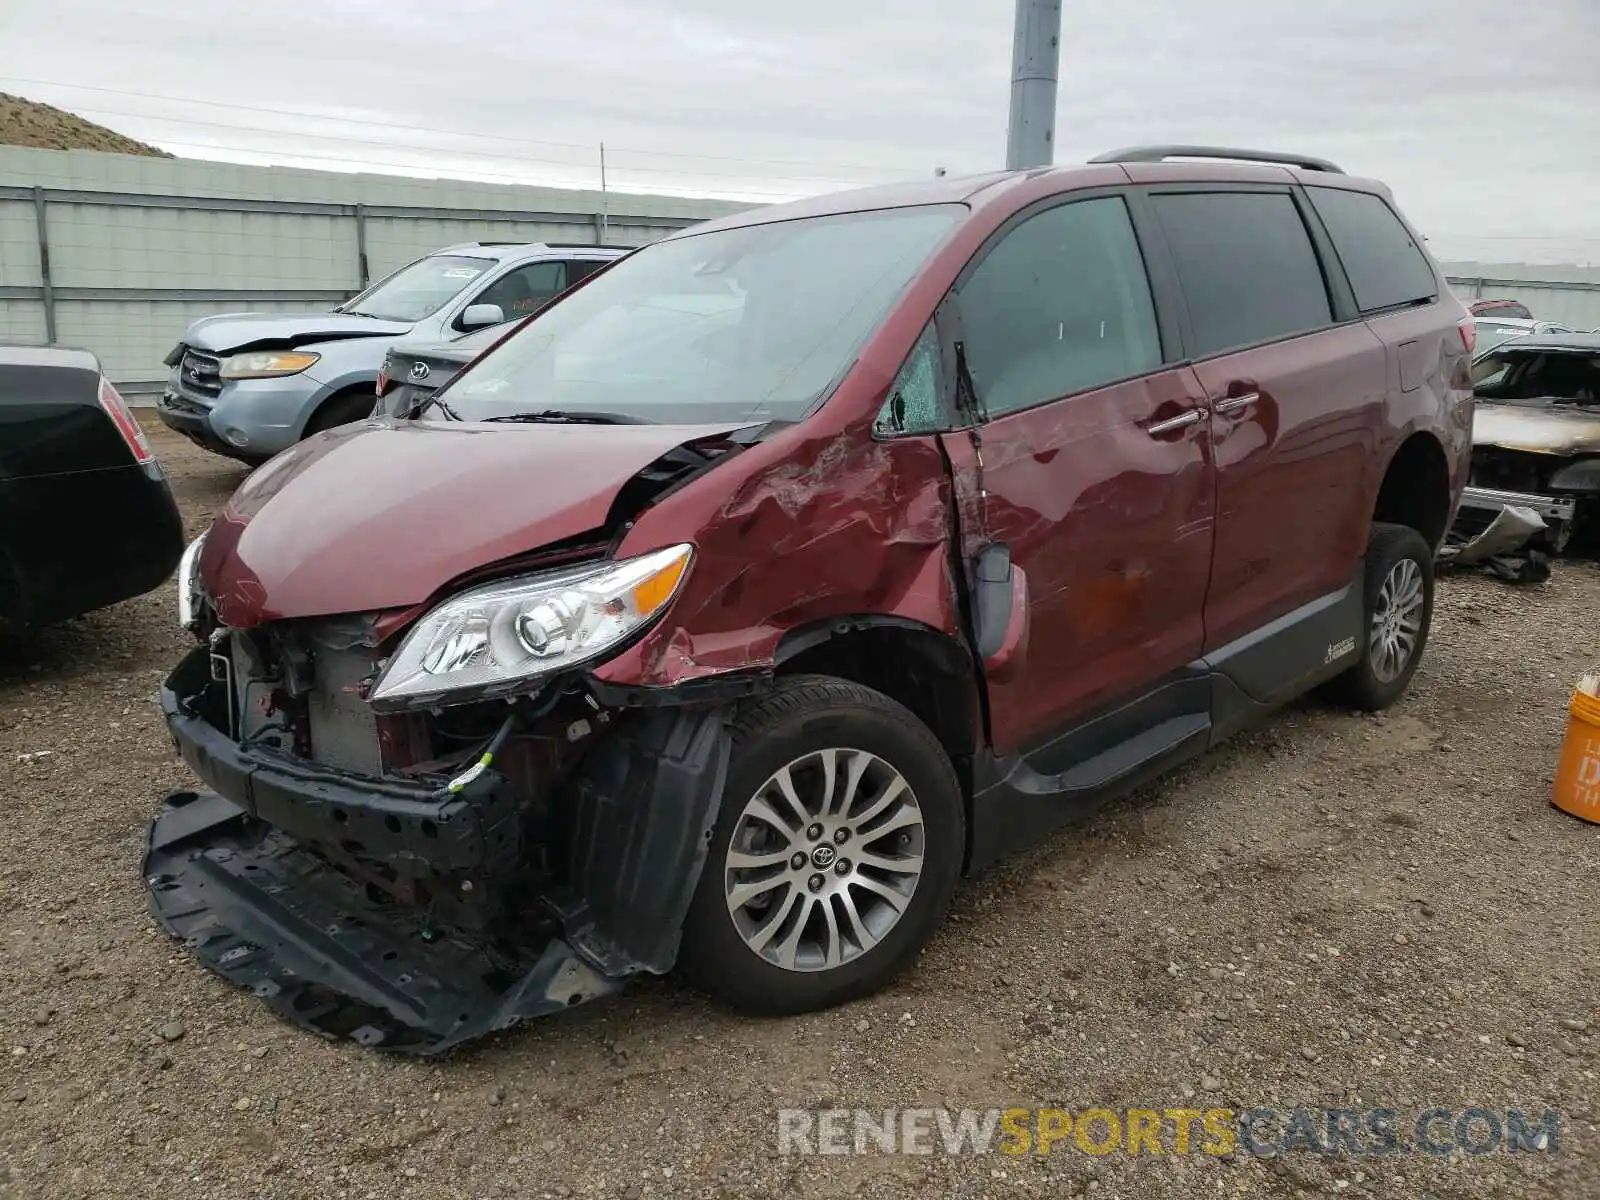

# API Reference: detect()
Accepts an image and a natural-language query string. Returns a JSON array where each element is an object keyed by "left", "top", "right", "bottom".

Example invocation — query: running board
[
  {"left": 967, "top": 710, "right": 1211, "bottom": 868},
  {"left": 1002, "top": 713, "right": 1211, "bottom": 796}
]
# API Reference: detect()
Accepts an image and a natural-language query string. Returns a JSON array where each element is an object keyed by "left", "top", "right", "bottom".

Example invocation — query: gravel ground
[{"left": 1, "top": 425, "right": 1597, "bottom": 1200}]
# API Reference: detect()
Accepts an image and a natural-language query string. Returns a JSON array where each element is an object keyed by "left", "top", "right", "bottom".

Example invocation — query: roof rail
[{"left": 1088, "top": 144, "right": 1345, "bottom": 174}]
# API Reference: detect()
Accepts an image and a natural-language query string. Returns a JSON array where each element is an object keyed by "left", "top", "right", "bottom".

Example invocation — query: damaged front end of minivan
[
  {"left": 143, "top": 403, "right": 970, "bottom": 1054},
  {"left": 1447, "top": 335, "right": 1600, "bottom": 575}
]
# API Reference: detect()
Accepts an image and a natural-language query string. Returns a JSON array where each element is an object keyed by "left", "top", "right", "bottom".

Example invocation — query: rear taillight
[
  {"left": 98, "top": 377, "right": 155, "bottom": 465},
  {"left": 376, "top": 370, "right": 390, "bottom": 396},
  {"left": 1457, "top": 318, "right": 1477, "bottom": 355}
]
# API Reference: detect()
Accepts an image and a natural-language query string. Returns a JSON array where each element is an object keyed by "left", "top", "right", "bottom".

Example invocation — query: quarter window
[
  {"left": 1152, "top": 191, "right": 1333, "bottom": 357},
  {"left": 1306, "top": 186, "right": 1437, "bottom": 314},
  {"left": 957, "top": 197, "right": 1162, "bottom": 417},
  {"left": 875, "top": 322, "right": 945, "bottom": 436}
]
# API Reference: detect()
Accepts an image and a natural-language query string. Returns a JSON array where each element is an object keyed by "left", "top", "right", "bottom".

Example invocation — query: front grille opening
[{"left": 178, "top": 347, "right": 223, "bottom": 399}]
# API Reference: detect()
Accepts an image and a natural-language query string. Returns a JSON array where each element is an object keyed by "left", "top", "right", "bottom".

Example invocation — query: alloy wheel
[
  {"left": 723, "top": 748, "right": 924, "bottom": 972},
  {"left": 1369, "top": 557, "right": 1425, "bottom": 683}
]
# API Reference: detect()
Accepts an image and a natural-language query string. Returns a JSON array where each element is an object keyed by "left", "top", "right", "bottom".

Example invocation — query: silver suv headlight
[
  {"left": 176, "top": 533, "right": 207, "bottom": 631},
  {"left": 369, "top": 543, "right": 693, "bottom": 711}
]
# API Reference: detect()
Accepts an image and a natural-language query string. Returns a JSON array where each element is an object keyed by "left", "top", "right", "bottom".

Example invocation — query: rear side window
[
  {"left": 958, "top": 196, "right": 1162, "bottom": 416},
  {"left": 1152, "top": 191, "right": 1333, "bottom": 357},
  {"left": 1307, "top": 187, "right": 1437, "bottom": 314}
]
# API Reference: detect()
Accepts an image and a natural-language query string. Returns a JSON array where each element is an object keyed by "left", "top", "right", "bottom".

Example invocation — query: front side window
[
  {"left": 342, "top": 255, "right": 496, "bottom": 322},
  {"left": 956, "top": 196, "right": 1162, "bottom": 417},
  {"left": 1306, "top": 186, "right": 1437, "bottom": 314},
  {"left": 472, "top": 261, "right": 568, "bottom": 322},
  {"left": 441, "top": 205, "right": 961, "bottom": 425},
  {"left": 1152, "top": 191, "right": 1333, "bottom": 357}
]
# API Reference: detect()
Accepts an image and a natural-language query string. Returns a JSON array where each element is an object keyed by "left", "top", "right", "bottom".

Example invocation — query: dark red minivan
[{"left": 148, "top": 146, "right": 1473, "bottom": 1053}]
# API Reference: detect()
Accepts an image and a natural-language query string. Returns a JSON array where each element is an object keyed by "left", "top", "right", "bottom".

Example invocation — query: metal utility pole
[
  {"left": 1005, "top": 0, "right": 1062, "bottom": 170},
  {"left": 598, "top": 142, "right": 609, "bottom": 245}
]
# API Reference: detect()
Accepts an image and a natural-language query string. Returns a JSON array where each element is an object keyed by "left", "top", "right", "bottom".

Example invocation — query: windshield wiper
[
  {"left": 480, "top": 409, "right": 649, "bottom": 425},
  {"left": 412, "top": 389, "right": 462, "bottom": 421}
]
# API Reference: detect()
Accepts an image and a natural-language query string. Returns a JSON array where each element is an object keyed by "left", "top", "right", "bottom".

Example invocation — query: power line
[{"left": 0, "top": 74, "right": 927, "bottom": 177}]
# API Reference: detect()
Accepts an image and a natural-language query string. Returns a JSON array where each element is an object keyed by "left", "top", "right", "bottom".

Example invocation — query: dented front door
[
  {"left": 943, "top": 367, "right": 1217, "bottom": 757},
  {"left": 936, "top": 193, "right": 1217, "bottom": 758}
]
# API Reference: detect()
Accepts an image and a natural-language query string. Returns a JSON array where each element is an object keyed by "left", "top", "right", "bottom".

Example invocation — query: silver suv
[{"left": 156, "top": 242, "right": 625, "bottom": 463}]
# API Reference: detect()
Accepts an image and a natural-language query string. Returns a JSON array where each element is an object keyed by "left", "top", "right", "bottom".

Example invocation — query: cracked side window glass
[{"left": 875, "top": 322, "right": 943, "bottom": 436}]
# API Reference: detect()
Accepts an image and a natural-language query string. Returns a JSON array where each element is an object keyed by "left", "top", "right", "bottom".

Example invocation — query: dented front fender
[{"left": 594, "top": 419, "right": 969, "bottom": 688}]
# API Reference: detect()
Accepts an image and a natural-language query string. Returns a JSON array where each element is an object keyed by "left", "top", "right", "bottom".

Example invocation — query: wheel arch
[
  {"left": 299, "top": 380, "right": 380, "bottom": 438},
  {"left": 773, "top": 616, "right": 982, "bottom": 794},
  {"left": 1372, "top": 430, "right": 1453, "bottom": 552}
]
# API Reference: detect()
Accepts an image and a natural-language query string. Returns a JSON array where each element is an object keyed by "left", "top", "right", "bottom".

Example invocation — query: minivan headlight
[
  {"left": 219, "top": 351, "right": 320, "bottom": 380},
  {"left": 177, "top": 532, "right": 206, "bottom": 631},
  {"left": 369, "top": 544, "right": 693, "bottom": 710}
]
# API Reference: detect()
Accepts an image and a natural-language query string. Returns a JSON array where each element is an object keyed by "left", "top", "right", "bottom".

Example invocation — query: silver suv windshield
[
  {"left": 437, "top": 205, "right": 962, "bottom": 425},
  {"left": 342, "top": 255, "right": 496, "bottom": 322}
]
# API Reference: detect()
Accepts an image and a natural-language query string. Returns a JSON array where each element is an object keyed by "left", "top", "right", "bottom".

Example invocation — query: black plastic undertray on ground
[{"left": 142, "top": 790, "right": 623, "bottom": 1055}]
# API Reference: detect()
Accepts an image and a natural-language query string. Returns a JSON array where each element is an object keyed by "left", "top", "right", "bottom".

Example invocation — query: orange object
[{"left": 1552, "top": 680, "right": 1600, "bottom": 824}]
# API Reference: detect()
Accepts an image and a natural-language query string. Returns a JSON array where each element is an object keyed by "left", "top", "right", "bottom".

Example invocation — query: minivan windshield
[
  {"left": 436, "top": 205, "right": 962, "bottom": 426},
  {"left": 341, "top": 255, "right": 496, "bottom": 322}
]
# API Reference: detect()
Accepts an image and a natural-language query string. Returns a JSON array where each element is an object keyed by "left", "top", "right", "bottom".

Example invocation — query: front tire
[
  {"left": 303, "top": 389, "right": 377, "bottom": 437},
  {"left": 678, "top": 677, "right": 964, "bottom": 1015},
  {"left": 1322, "top": 522, "right": 1435, "bottom": 712}
]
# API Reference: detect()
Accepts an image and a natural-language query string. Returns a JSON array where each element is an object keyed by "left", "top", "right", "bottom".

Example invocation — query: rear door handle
[
  {"left": 1145, "top": 409, "right": 1202, "bottom": 436},
  {"left": 1214, "top": 391, "right": 1259, "bottom": 414}
]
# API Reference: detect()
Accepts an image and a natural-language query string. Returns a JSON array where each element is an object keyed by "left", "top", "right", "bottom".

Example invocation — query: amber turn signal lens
[{"left": 630, "top": 554, "right": 689, "bottom": 615}]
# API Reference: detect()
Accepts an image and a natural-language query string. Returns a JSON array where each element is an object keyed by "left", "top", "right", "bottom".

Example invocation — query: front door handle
[
  {"left": 1145, "top": 409, "right": 1203, "bottom": 436},
  {"left": 1214, "top": 391, "right": 1260, "bottom": 414}
]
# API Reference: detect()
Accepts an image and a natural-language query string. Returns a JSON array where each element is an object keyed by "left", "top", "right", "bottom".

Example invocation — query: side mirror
[
  {"left": 972, "top": 543, "right": 1029, "bottom": 681},
  {"left": 460, "top": 303, "right": 505, "bottom": 331}
]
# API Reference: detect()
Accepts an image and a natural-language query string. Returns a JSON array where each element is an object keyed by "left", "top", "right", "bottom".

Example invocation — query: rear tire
[
  {"left": 303, "top": 389, "right": 377, "bottom": 437},
  {"left": 1322, "top": 522, "right": 1434, "bottom": 712},
  {"left": 678, "top": 677, "right": 964, "bottom": 1015}
]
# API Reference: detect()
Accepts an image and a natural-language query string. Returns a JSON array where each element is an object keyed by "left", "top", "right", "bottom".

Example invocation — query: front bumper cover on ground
[
  {"left": 145, "top": 648, "right": 733, "bottom": 1055},
  {"left": 1442, "top": 485, "right": 1577, "bottom": 583},
  {"left": 1457, "top": 485, "right": 1576, "bottom": 533}
]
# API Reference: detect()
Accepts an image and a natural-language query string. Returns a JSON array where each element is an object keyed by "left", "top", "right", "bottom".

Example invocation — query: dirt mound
[{"left": 0, "top": 92, "right": 172, "bottom": 157}]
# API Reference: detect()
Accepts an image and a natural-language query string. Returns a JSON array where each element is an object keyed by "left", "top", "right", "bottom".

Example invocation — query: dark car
[
  {"left": 1469, "top": 298, "right": 1534, "bottom": 320},
  {"left": 0, "top": 346, "right": 185, "bottom": 631},
  {"left": 146, "top": 146, "right": 1470, "bottom": 1054},
  {"left": 1455, "top": 332, "right": 1600, "bottom": 551},
  {"left": 373, "top": 323, "right": 507, "bottom": 418}
]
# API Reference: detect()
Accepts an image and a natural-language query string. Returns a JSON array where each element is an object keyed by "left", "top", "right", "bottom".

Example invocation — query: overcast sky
[{"left": 2, "top": 0, "right": 1597, "bottom": 263}]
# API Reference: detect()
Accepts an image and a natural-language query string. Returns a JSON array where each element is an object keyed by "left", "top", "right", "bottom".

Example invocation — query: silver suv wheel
[
  {"left": 1369, "top": 557, "right": 1424, "bottom": 683},
  {"left": 723, "top": 748, "right": 924, "bottom": 972}
]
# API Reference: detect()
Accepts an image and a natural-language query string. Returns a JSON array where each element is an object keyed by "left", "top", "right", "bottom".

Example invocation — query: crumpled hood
[
  {"left": 1473, "top": 401, "right": 1600, "bottom": 457},
  {"left": 199, "top": 420, "right": 735, "bottom": 626},
  {"left": 183, "top": 311, "right": 413, "bottom": 354}
]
